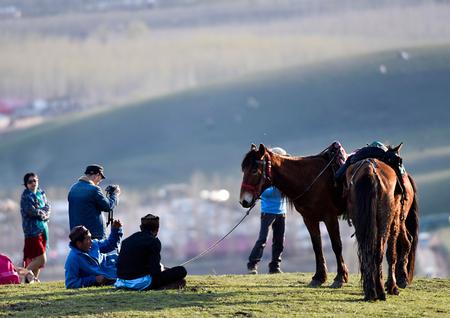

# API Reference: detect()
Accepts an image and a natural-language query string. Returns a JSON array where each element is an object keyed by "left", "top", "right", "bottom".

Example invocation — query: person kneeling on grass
[
  {"left": 115, "top": 213, "right": 187, "bottom": 291},
  {"left": 64, "top": 220, "right": 123, "bottom": 289}
]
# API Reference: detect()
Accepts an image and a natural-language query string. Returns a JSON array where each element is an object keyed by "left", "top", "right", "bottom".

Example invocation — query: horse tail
[
  {"left": 406, "top": 175, "right": 419, "bottom": 283},
  {"left": 353, "top": 170, "right": 379, "bottom": 298}
]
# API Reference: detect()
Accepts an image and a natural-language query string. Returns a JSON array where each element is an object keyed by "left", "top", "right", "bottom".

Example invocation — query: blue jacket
[
  {"left": 64, "top": 227, "right": 123, "bottom": 289},
  {"left": 261, "top": 186, "right": 287, "bottom": 214},
  {"left": 68, "top": 177, "right": 118, "bottom": 239},
  {"left": 20, "top": 188, "right": 50, "bottom": 238}
]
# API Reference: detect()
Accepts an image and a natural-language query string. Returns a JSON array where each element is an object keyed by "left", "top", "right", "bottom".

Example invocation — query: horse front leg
[
  {"left": 304, "top": 217, "right": 327, "bottom": 287},
  {"left": 324, "top": 216, "right": 349, "bottom": 288}
]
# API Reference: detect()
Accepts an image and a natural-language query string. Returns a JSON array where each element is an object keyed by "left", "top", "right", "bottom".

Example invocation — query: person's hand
[
  {"left": 114, "top": 185, "right": 121, "bottom": 195},
  {"left": 95, "top": 275, "right": 107, "bottom": 285},
  {"left": 112, "top": 219, "right": 122, "bottom": 229},
  {"left": 95, "top": 275, "right": 116, "bottom": 285}
]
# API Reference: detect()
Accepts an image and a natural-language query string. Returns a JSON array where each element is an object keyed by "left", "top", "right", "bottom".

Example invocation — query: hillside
[
  {"left": 1, "top": 274, "right": 449, "bottom": 317},
  {"left": 1, "top": 44, "right": 450, "bottom": 214}
]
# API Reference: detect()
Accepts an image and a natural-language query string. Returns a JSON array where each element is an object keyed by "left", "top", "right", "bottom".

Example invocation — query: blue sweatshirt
[{"left": 261, "top": 186, "right": 286, "bottom": 214}]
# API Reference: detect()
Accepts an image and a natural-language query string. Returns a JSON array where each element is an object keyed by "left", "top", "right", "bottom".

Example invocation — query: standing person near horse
[
  {"left": 20, "top": 172, "right": 51, "bottom": 283},
  {"left": 115, "top": 213, "right": 187, "bottom": 290},
  {"left": 247, "top": 147, "right": 288, "bottom": 275},
  {"left": 68, "top": 164, "right": 120, "bottom": 240}
]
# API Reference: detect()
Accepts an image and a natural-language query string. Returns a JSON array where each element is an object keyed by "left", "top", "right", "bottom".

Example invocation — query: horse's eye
[{"left": 251, "top": 168, "right": 258, "bottom": 175}]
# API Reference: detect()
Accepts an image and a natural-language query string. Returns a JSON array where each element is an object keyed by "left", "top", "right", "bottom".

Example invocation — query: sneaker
[
  {"left": 247, "top": 268, "right": 258, "bottom": 275},
  {"left": 24, "top": 271, "right": 37, "bottom": 283},
  {"left": 269, "top": 268, "right": 283, "bottom": 274}
]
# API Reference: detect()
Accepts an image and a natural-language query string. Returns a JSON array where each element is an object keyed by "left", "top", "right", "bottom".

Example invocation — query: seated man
[
  {"left": 115, "top": 213, "right": 187, "bottom": 291},
  {"left": 64, "top": 220, "right": 123, "bottom": 289}
]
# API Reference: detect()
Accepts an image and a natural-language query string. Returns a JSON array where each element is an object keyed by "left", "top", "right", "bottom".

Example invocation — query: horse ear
[
  {"left": 250, "top": 143, "right": 257, "bottom": 151},
  {"left": 258, "top": 143, "right": 266, "bottom": 156},
  {"left": 392, "top": 142, "right": 403, "bottom": 154}
]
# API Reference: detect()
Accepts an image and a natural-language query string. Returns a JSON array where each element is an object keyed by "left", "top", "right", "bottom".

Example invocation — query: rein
[
  {"left": 179, "top": 202, "right": 258, "bottom": 267},
  {"left": 290, "top": 151, "right": 338, "bottom": 202}
]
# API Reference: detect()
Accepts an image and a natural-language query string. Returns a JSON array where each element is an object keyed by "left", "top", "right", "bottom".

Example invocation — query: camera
[{"left": 105, "top": 184, "right": 119, "bottom": 196}]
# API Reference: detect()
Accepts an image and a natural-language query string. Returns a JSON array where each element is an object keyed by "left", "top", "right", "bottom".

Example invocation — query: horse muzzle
[{"left": 240, "top": 192, "right": 255, "bottom": 208}]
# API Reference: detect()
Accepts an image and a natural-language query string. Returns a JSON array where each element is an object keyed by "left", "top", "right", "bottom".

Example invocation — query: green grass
[{"left": 1, "top": 274, "right": 449, "bottom": 317}]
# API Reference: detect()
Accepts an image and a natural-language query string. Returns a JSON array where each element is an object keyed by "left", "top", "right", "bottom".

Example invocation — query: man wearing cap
[
  {"left": 68, "top": 164, "right": 120, "bottom": 240},
  {"left": 64, "top": 220, "right": 123, "bottom": 289},
  {"left": 115, "top": 214, "right": 187, "bottom": 290}
]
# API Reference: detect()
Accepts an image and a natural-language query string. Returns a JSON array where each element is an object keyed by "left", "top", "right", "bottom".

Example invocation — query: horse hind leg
[
  {"left": 375, "top": 239, "right": 387, "bottom": 301},
  {"left": 324, "top": 217, "right": 348, "bottom": 288},
  {"left": 395, "top": 224, "right": 412, "bottom": 288},
  {"left": 385, "top": 221, "right": 400, "bottom": 296},
  {"left": 303, "top": 218, "right": 327, "bottom": 287}
]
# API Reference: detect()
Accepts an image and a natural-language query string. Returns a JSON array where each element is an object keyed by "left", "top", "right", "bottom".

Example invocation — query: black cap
[{"left": 84, "top": 164, "right": 106, "bottom": 179}]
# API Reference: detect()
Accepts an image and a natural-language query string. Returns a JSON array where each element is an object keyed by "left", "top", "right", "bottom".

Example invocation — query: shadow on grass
[{"left": 1, "top": 287, "right": 240, "bottom": 317}]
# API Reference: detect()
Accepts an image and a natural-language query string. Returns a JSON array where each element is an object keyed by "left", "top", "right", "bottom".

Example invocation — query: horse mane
[{"left": 241, "top": 149, "right": 258, "bottom": 171}]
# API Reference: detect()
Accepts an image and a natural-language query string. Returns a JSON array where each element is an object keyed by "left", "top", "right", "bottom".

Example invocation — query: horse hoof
[
  {"left": 397, "top": 279, "right": 408, "bottom": 289},
  {"left": 308, "top": 279, "right": 323, "bottom": 288},
  {"left": 330, "top": 280, "right": 344, "bottom": 288},
  {"left": 388, "top": 286, "right": 400, "bottom": 296},
  {"left": 364, "top": 295, "right": 376, "bottom": 302}
]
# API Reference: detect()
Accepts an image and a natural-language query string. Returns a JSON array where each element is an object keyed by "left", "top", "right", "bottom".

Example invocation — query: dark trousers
[
  {"left": 148, "top": 266, "right": 187, "bottom": 290},
  {"left": 248, "top": 213, "right": 285, "bottom": 271}
]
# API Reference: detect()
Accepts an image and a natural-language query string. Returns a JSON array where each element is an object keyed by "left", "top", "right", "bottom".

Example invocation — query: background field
[
  {"left": 1, "top": 274, "right": 449, "bottom": 317},
  {"left": 1, "top": 44, "right": 449, "bottom": 214}
]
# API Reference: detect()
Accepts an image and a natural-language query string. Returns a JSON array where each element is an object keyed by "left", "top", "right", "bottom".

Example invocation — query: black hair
[
  {"left": 69, "top": 226, "right": 89, "bottom": 244},
  {"left": 140, "top": 214, "right": 160, "bottom": 233},
  {"left": 23, "top": 172, "right": 37, "bottom": 188}
]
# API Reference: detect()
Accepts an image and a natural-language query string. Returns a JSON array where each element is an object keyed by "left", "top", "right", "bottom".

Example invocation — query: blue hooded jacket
[
  {"left": 64, "top": 227, "right": 122, "bottom": 289},
  {"left": 68, "top": 177, "right": 118, "bottom": 239}
]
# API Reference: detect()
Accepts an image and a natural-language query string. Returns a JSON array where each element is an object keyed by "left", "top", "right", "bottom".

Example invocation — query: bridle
[{"left": 241, "top": 155, "right": 272, "bottom": 198}]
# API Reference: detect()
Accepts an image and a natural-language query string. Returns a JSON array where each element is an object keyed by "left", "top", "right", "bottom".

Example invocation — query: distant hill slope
[{"left": 1, "top": 44, "right": 450, "bottom": 214}]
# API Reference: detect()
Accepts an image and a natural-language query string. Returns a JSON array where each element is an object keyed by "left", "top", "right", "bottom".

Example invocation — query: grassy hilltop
[
  {"left": 1, "top": 273, "right": 449, "bottom": 317},
  {"left": 1, "top": 44, "right": 450, "bottom": 213}
]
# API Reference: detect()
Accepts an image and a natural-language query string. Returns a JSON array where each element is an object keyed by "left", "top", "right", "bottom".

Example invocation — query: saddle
[{"left": 335, "top": 145, "right": 408, "bottom": 201}]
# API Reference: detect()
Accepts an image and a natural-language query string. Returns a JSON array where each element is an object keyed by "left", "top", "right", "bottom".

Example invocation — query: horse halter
[{"left": 241, "top": 155, "right": 272, "bottom": 198}]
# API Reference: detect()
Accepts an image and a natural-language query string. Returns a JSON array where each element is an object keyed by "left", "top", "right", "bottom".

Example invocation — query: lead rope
[
  {"left": 291, "top": 152, "right": 337, "bottom": 202},
  {"left": 179, "top": 200, "right": 258, "bottom": 267}
]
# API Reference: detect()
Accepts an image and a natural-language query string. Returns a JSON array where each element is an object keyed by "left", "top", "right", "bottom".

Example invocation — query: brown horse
[
  {"left": 239, "top": 143, "right": 349, "bottom": 287},
  {"left": 344, "top": 144, "right": 419, "bottom": 301}
]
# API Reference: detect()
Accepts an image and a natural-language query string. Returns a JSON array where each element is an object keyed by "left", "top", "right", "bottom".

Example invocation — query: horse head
[
  {"left": 388, "top": 142, "right": 403, "bottom": 155},
  {"left": 239, "top": 143, "right": 272, "bottom": 208}
]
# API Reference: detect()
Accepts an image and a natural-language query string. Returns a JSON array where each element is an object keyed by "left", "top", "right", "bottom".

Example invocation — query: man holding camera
[{"left": 68, "top": 164, "right": 120, "bottom": 240}]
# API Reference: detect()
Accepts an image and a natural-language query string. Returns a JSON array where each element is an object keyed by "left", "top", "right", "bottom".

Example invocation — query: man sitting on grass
[
  {"left": 115, "top": 213, "right": 187, "bottom": 290},
  {"left": 64, "top": 220, "right": 123, "bottom": 289}
]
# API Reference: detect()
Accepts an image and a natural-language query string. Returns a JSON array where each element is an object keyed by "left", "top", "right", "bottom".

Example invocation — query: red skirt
[{"left": 23, "top": 233, "right": 46, "bottom": 268}]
